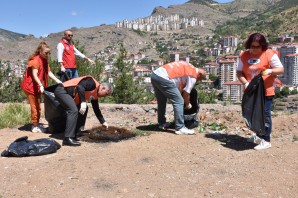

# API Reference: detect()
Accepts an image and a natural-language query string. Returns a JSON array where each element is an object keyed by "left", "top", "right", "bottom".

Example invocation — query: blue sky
[{"left": 0, "top": 0, "right": 233, "bottom": 37}]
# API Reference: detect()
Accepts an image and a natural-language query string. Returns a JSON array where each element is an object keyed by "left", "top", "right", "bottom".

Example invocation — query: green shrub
[{"left": 0, "top": 104, "right": 30, "bottom": 129}]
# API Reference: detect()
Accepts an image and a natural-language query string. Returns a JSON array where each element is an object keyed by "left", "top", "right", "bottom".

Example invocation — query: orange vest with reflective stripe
[
  {"left": 241, "top": 49, "right": 276, "bottom": 96},
  {"left": 63, "top": 75, "right": 100, "bottom": 105},
  {"left": 162, "top": 61, "right": 198, "bottom": 79}
]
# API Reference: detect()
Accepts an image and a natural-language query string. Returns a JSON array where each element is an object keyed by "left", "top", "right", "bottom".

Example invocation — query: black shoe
[{"left": 62, "top": 137, "right": 81, "bottom": 146}]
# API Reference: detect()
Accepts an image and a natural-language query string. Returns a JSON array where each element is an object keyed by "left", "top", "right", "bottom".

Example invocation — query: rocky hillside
[{"left": 0, "top": 0, "right": 296, "bottom": 63}]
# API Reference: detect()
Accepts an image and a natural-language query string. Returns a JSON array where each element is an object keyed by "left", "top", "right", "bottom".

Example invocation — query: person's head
[
  {"left": 98, "top": 83, "right": 113, "bottom": 97},
  {"left": 64, "top": 30, "right": 73, "bottom": 41},
  {"left": 28, "top": 41, "right": 51, "bottom": 61},
  {"left": 196, "top": 68, "right": 207, "bottom": 81},
  {"left": 244, "top": 33, "right": 268, "bottom": 54}
]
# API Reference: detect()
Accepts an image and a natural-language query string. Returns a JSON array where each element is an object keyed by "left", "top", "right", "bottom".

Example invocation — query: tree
[{"left": 111, "top": 44, "right": 152, "bottom": 104}]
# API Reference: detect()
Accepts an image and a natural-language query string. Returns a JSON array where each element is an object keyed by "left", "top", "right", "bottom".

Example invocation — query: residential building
[{"left": 222, "top": 81, "right": 243, "bottom": 102}]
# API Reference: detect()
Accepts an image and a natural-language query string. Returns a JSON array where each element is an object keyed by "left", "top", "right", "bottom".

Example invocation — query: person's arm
[
  {"left": 236, "top": 58, "right": 249, "bottom": 88},
  {"left": 48, "top": 71, "right": 62, "bottom": 84},
  {"left": 32, "top": 68, "right": 44, "bottom": 93},
  {"left": 263, "top": 54, "right": 284, "bottom": 75},
  {"left": 57, "top": 43, "right": 65, "bottom": 72},
  {"left": 91, "top": 100, "right": 105, "bottom": 124},
  {"left": 182, "top": 91, "right": 191, "bottom": 109},
  {"left": 74, "top": 46, "right": 95, "bottom": 65}
]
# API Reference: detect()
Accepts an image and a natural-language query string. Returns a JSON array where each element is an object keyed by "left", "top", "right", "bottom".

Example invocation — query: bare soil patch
[{"left": 0, "top": 103, "right": 297, "bottom": 198}]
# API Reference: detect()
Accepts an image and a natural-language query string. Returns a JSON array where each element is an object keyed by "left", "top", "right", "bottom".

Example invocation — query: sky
[{"left": 0, "top": 0, "right": 233, "bottom": 38}]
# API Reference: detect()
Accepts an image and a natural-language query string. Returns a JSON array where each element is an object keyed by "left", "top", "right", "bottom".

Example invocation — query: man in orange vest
[
  {"left": 151, "top": 61, "right": 206, "bottom": 135},
  {"left": 57, "top": 30, "right": 95, "bottom": 79},
  {"left": 54, "top": 75, "right": 113, "bottom": 146}
]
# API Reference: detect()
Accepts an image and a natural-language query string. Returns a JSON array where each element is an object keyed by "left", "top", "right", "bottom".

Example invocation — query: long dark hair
[{"left": 244, "top": 33, "right": 268, "bottom": 51}]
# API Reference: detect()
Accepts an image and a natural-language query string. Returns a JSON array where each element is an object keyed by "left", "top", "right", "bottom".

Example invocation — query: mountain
[
  {"left": 0, "top": 0, "right": 296, "bottom": 63},
  {"left": 214, "top": 0, "right": 298, "bottom": 38}
]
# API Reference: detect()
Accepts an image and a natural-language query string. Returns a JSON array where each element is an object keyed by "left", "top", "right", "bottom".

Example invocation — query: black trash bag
[
  {"left": 184, "top": 89, "right": 200, "bottom": 129},
  {"left": 241, "top": 73, "right": 266, "bottom": 136},
  {"left": 57, "top": 71, "right": 70, "bottom": 82},
  {"left": 1, "top": 136, "right": 61, "bottom": 157},
  {"left": 44, "top": 85, "right": 66, "bottom": 134}
]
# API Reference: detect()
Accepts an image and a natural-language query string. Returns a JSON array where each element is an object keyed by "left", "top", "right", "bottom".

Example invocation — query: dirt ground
[{"left": 0, "top": 103, "right": 297, "bottom": 198}]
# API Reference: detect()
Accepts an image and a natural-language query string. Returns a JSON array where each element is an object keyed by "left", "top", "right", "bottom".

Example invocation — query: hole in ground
[{"left": 80, "top": 126, "right": 136, "bottom": 143}]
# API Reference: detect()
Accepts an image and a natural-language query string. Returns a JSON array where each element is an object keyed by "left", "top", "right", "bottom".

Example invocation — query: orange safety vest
[
  {"left": 61, "top": 38, "right": 76, "bottom": 68},
  {"left": 241, "top": 49, "right": 276, "bottom": 96},
  {"left": 20, "top": 55, "right": 49, "bottom": 94},
  {"left": 63, "top": 75, "right": 100, "bottom": 105},
  {"left": 162, "top": 61, "right": 198, "bottom": 79}
]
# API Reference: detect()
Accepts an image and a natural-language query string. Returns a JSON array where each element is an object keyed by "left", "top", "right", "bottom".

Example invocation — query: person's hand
[
  {"left": 39, "top": 85, "right": 44, "bottom": 93},
  {"left": 262, "top": 69, "right": 272, "bottom": 76},
  {"left": 88, "top": 58, "right": 95, "bottom": 65},
  {"left": 102, "top": 122, "right": 109, "bottom": 129},
  {"left": 56, "top": 79, "right": 62, "bottom": 84},
  {"left": 61, "top": 66, "right": 66, "bottom": 72},
  {"left": 79, "top": 102, "right": 87, "bottom": 115},
  {"left": 185, "top": 103, "right": 192, "bottom": 110},
  {"left": 244, "top": 82, "right": 249, "bottom": 89}
]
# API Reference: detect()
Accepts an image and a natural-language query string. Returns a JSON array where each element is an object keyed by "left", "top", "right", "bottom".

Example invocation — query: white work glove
[
  {"left": 262, "top": 69, "right": 272, "bottom": 76},
  {"left": 244, "top": 82, "right": 249, "bottom": 89},
  {"left": 79, "top": 102, "right": 87, "bottom": 115},
  {"left": 88, "top": 58, "right": 95, "bottom": 65},
  {"left": 60, "top": 66, "right": 66, "bottom": 72},
  {"left": 185, "top": 103, "right": 192, "bottom": 110},
  {"left": 39, "top": 85, "right": 44, "bottom": 93},
  {"left": 55, "top": 79, "right": 62, "bottom": 84},
  {"left": 102, "top": 122, "right": 109, "bottom": 129}
]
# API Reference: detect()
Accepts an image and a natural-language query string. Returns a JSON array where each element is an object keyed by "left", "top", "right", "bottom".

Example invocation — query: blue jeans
[
  {"left": 65, "top": 68, "right": 79, "bottom": 79},
  {"left": 260, "top": 96, "right": 273, "bottom": 142},
  {"left": 151, "top": 73, "right": 185, "bottom": 130}
]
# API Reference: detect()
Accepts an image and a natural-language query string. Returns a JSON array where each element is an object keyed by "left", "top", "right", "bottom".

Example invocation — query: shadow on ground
[
  {"left": 136, "top": 124, "right": 175, "bottom": 134},
  {"left": 205, "top": 133, "right": 255, "bottom": 151},
  {"left": 18, "top": 124, "right": 32, "bottom": 132}
]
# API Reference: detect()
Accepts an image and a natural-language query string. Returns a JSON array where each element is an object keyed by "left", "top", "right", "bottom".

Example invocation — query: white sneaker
[
  {"left": 247, "top": 135, "right": 261, "bottom": 144},
  {"left": 158, "top": 123, "right": 171, "bottom": 130},
  {"left": 31, "top": 125, "right": 47, "bottom": 133},
  {"left": 175, "top": 127, "right": 195, "bottom": 135},
  {"left": 254, "top": 139, "right": 272, "bottom": 150}
]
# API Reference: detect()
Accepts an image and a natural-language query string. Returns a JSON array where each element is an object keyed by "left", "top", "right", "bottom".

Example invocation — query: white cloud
[{"left": 71, "top": 11, "right": 77, "bottom": 16}]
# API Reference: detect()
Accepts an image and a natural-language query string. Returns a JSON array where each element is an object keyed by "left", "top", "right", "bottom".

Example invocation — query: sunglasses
[
  {"left": 251, "top": 45, "right": 261, "bottom": 49},
  {"left": 44, "top": 51, "right": 51, "bottom": 55},
  {"left": 68, "top": 34, "right": 73, "bottom": 37}
]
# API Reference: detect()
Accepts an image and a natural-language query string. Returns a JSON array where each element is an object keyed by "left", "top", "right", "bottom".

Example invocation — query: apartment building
[
  {"left": 218, "top": 58, "right": 237, "bottom": 88},
  {"left": 204, "top": 62, "right": 219, "bottom": 76},
  {"left": 284, "top": 53, "right": 298, "bottom": 86},
  {"left": 223, "top": 36, "right": 239, "bottom": 48},
  {"left": 222, "top": 81, "right": 243, "bottom": 102},
  {"left": 277, "top": 44, "right": 298, "bottom": 85}
]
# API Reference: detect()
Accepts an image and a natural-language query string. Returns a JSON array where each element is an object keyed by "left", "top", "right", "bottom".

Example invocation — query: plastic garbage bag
[
  {"left": 184, "top": 89, "right": 200, "bottom": 129},
  {"left": 241, "top": 73, "right": 266, "bottom": 136},
  {"left": 44, "top": 84, "right": 66, "bottom": 133},
  {"left": 1, "top": 136, "right": 61, "bottom": 157}
]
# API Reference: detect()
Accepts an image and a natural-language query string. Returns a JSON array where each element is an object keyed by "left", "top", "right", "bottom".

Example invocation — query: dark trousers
[
  {"left": 260, "top": 96, "right": 273, "bottom": 142},
  {"left": 54, "top": 85, "right": 79, "bottom": 138}
]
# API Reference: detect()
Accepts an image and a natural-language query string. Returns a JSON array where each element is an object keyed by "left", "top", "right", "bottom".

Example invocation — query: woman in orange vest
[
  {"left": 53, "top": 76, "right": 112, "bottom": 146},
  {"left": 237, "top": 33, "right": 284, "bottom": 150},
  {"left": 151, "top": 61, "right": 206, "bottom": 135},
  {"left": 20, "top": 42, "right": 62, "bottom": 133}
]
